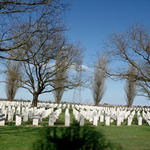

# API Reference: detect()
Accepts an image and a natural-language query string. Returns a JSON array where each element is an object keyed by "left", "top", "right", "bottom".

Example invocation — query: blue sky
[
  {"left": 64, "top": 0, "right": 150, "bottom": 65},
  {"left": 64, "top": 0, "right": 150, "bottom": 106},
  {"left": 1, "top": 0, "right": 150, "bottom": 106}
]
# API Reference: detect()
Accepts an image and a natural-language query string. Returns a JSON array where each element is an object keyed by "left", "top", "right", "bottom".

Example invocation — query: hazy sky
[{"left": 1, "top": 0, "right": 150, "bottom": 106}]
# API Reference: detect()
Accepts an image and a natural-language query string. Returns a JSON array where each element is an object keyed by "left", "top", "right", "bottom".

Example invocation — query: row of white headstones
[
  {"left": 73, "top": 105, "right": 150, "bottom": 126},
  {"left": 0, "top": 101, "right": 150, "bottom": 127}
]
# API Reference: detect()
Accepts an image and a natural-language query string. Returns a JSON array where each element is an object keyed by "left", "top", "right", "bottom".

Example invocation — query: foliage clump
[{"left": 33, "top": 122, "right": 122, "bottom": 150}]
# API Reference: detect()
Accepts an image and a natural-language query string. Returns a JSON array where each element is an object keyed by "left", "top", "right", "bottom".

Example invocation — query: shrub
[{"left": 33, "top": 122, "right": 122, "bottom": 150}]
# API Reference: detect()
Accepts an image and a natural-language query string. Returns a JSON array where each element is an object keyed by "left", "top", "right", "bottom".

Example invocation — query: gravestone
[
  {"left": 138, "top": 116, "right": 142, "bottom": 126},
  {"left": 49, "top": 115, "right": 54, "bottom": 126},
  {"left": 100, "top": 115, "right": 104, "bottom": 123},
  {"left": 23, "top": 113, "right": 29, "bottom": 122},
  {"left": 33, "top": 118, "right": 39, "bottom": 126},
  {"left": 0, "top": 113, "right": 5, "bottom": 126},
  {"left": 2, "top": 109, "right": 7, "bottom": 118},
  {"left": 65, "top": 109, "right": 70, "bottom": 126},
  {"left": 29, "top": 111, "right": 33, "bottom": 118},
  {"left": 39, "top": 113, "right": 43, "bottom": 122},
  {"left": 53, "top": 113, "right": 57, "bottom": 122},
  {"left": 79, "top": 115, "right": 84, "bottom": 126},
  {"left": 77, "top": 113, "right": 80, "bottom": 122},
  {"left": 117, "top": 116, "right": 121, "bottom": 126},
  {"left": 105, "top": 115, "right": 110, "bottom": 126},
  {"left": 33, "top": 115, "right": 39, "bottom": 126},
  {"left": 93, "top": 116, "right": 98, "bottom": 126},
  {"left": 16, "top": 107, "right": 21, "bottom": 115},
  {"left": 137, "top": 112, "right": 142, "bottom": 126},
  {"left": 127, "top": 116, "right": 132, "bottom": 126},
  {"left": 16, "top": 114, "right": 21, "bottom": 126},
  {"left": 8, "top": 111, "right": 14, "bottom": 122}
]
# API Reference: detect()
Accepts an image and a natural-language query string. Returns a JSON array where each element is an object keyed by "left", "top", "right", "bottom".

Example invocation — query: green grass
[
  {"left": 0, "top": 126, "right": 40, "bottom": 150},
  {"left": 0, "top": 110, "right": 150, "bottom": 150},
  {"left": 54, "top": 108, "right": 75, "bottom": 126},
  {"left": 98, "top": 125, "right": 150, "bottom": 150},
  {"left": 0, "top": 125, "right": 150, "bottom": 150}
]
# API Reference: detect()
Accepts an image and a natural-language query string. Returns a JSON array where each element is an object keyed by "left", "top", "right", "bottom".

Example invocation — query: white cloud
[
  {"left": 81, "top": 65, "right": 90, "bottom": 71},
  {"left": 39, "top": 61, "right": 91, "bottom": 73}
]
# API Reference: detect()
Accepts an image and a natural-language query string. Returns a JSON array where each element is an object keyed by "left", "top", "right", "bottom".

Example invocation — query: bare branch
[{"left": 106, "top": 24, "right": 150, "bottom": 99}]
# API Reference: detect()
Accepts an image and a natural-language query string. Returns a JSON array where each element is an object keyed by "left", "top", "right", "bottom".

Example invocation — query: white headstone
[
  {"left": 93, "top": 116, "right": 98, "bottom": 126},
  {"left": 105, "top": 115, "right": 110, "bottom": 126},
  {"left": 79, "top": 115, "right": 84, "bottom": 126},
  {"left": 49, "top": 115, "right": 54, "bottom": 126},
  {"left": 23, "top": 113, "right": 29, "bottom": 122},
  {"left": 8, "top": 111, "right": 14, "bottom": 122},
  {"left": 0, "top": 114, "right": 5, "bottom": 126},
  {"left": 33, "top": 118, "right": 39, "bottom": 126},
  {"left": 100, "top": 115, "right": 104, "bottom": 123},
  {"left": 16, "top": 114, "right": 21, "bottom": 126},
  {"left": 127, "top": 117, "right": 132, "bottom": 126},
  {"left": 117, "top": 116, "right": 121, "bottom": 126},
  {"left": 65, "top": 109, "right": 70, "bottom": 126},
  {"left": 138, "top": 116, "right": 142, "bottom": 126}
]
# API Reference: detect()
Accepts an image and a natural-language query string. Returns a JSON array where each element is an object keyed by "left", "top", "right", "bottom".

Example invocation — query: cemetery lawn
[
  {"left": 0, "top": 126, "right": 150, "bottom": 150},
  {"left": 98, "top": 125, "right": 150, "bottom": 150}
]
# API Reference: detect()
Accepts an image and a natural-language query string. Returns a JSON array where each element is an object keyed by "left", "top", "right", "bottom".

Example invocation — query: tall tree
[
  {"left": 107, "top": 24, "right": 150, "bottom": 99},
  {"left": 52, "top": 44, "right": 82, "bottom": 103},
  {"left": 5, "top": 0, "right": 66, "bottom": 106},
  {"left": 125, "top": 65, "right": 137, "bottom": 107},
  {"left": 5, "top": 62, "right": 22, "bottom": 101},
  {"left": 14, "top": 20, "right": 82, "bottom": 107},
  {"left": 52, "top": 52, "right": 68, "bottom": 103},
  {"left": 93, "top": 55, "right": 107, "bottom": 106},
  {"left": 9, "top": 0, "right": 82, "bottom": 107}
]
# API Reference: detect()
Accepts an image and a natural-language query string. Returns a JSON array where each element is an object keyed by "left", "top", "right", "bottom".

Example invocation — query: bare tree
[
  {"left": 13, "top": 20, "right": 82, "bottom": 106},
  {"left": 52, "top": 45, "right": 83, "bottom": 103},
  {"left": 5, "top": 62, "right": 21, "bottom": 101},
  {"left": 8, "top": 1, "right": 82, "bottom": 107},
  {"left": 19, "top": 24, "right": 64, "bottom": 106},
  {"left": 125, "top": 65, "right": 137, "bottom": 107},
  {"left": 93, "top": 55, "right": 107, "bottom": 106},
  {"left": 0, "top": 0, "right": 66, "bottom": 61},
  {"left": 107, "top": 24, "right": 150, "bottom": 99}
]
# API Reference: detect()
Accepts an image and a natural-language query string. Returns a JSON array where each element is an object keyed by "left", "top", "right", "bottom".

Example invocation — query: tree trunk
[
  {"left": 127, "top": 99, "right": 133, "bottom": 107},
  {"left": 95, "top": 100, "right": 99, "bottom": 106},
  {"left": 32, "top": 92, "right": 39, "bottom": 107},
  {"left": 8, "top": 88, "right": 15, "bottom": 101},
  {"left": 55, "top": 91, "right": 63, "bottom": 104},
  {"left": 10, "top": 90, "right": 14, "bottom": 101},
  {"left": 56, "top": 97, "right": 61, "bottom": 104}
]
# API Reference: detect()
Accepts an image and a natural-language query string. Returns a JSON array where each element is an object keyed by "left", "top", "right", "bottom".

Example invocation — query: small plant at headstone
[
  {"left": 143, "top": 118, "right": 149, "bottom": 126},
  {"left": 132, "top": 113, "right": 138, "bottom": 125},
  {"left": 6, "top": 122, "right": 15, "bottom": 126}
]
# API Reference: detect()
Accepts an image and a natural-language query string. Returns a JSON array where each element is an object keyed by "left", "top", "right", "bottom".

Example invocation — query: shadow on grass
[{"left": 33, "top": 121, "right": 123, "bottom": 150}]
